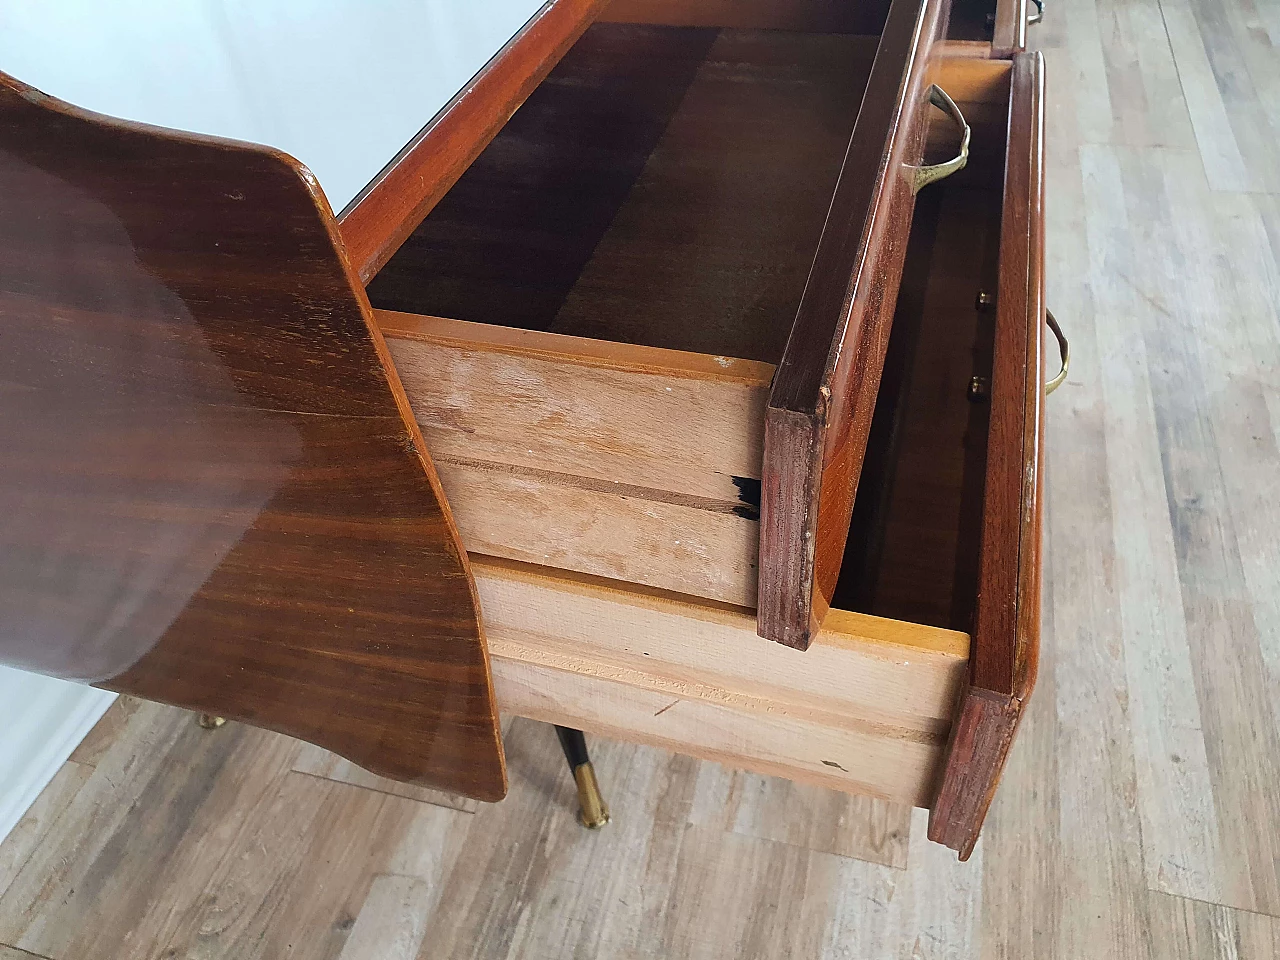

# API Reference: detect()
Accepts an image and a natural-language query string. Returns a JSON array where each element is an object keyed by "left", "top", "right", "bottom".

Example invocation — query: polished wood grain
[
  {"left": 338, "top": 0, "right": 609, "bottom": 284},
  {"left": 0, "top": 72, "right": 505, "bottom": 800},
  {"left": 929, "top": 51, "right": 1044, "bottom": 859},
  {"left": 758, "top": 0, "right": 947, "bottom": 648}
]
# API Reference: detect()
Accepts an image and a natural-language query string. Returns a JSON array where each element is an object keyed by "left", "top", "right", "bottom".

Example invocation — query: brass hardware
[
  {"left": 1028, "top": 0, "right": 1044, "bottom": 24},
  {"left": 968, "top": 376, "right": 991, "bottom": 401},
  {"left": 1046, "top": 310, "right": 1069, "bottom": 394},
  {"left": 975, "top": 290, "right": 994, "bottom": 310},
  {"left": 913, "top": 85, "right": 970, "bottom": 194},
  {"left": 572, "top": 762, "right": 610, "bottom": 829},
  {"left": 197, "top": 714, "right": 226, "bottom": 729}
]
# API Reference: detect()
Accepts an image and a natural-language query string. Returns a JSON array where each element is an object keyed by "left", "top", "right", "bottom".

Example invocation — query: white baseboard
[{"left": 0, "top": 667, "right": 115, "bottom": 844}]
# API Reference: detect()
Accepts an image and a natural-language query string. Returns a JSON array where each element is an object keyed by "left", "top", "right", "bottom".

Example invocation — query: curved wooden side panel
[{"left": 0, "top": 72, "right": 506, "bottom": 800}]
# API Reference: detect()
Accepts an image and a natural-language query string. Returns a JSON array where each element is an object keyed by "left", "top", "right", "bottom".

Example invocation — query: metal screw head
[
  {"left": 968, "top": 376, "right": 991, "bottom": 401},
  {"left": 197, "top": 714, "right": 226, "bottom": 729},
  {"left": 975, "top": 290, "right": 994, "bottom": 310}
]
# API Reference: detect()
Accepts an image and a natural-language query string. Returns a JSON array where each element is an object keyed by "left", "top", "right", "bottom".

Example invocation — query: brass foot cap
[
  {"left": 573, "top": 762, "right": 610, "bottom": 829},
  {"left": 197, "top": 714, "right": 226, "bottom": 729}
]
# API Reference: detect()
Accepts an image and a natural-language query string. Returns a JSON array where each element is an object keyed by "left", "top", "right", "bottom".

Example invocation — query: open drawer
[
  {"left": 378, "top": 50, "right": 1048, "bottom": 856},
  {"left": 368, "top": 0, "right": 960, "bottom": 647}
]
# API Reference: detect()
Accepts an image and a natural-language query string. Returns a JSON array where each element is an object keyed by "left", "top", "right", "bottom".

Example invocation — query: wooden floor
[{"left": 4, "top": 0, "right": 1280, "bottom": 955}]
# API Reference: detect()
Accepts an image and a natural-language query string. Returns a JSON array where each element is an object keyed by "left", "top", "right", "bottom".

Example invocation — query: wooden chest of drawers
[
  {"left": 0, "top": 0, "right": 1053, "bottom": 858},
  {"left": 372, "top": 6, "right": 1049, "bottom": 856}
]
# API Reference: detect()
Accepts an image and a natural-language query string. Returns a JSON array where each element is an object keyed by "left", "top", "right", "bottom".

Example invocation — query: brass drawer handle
[
  {"left": 1028, "top": 0, "right": 1044, "bottom": 24},
  {"left": 1046, "top": 310, "right": 1069, "bottom": 394},
  {"left": 913, "top": 85, "right": 971, "bottom": 194}
]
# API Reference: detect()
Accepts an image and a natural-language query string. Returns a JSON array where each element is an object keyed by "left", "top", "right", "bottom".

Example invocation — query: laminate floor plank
[
  {"left": 1153, "top": 148, "right": 1280, "bottom": 916},
  {"left": 3, "top": 0, "right": 1280, "bottom": 955},
  {"left": 686, "top": 762, "right": 912, "bottom": 868},
  {"left": 1080, "top": 139, "right": 1231, "bottom": 907}
]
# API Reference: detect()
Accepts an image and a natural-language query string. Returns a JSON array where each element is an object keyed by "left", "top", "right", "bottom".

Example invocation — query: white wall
[
  {"left": 0, "top": 672, "right": 113, "bottom": 842},
  {"left": 0, "top": 0, "right": 544, "bottom": 844},
  {"left": 0, "top": 0, "right": 545, "bottom": 210}
]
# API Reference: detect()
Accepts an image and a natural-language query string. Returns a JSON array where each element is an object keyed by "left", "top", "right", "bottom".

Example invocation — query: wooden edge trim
[
  {"left": 926, "top": 687, "right": 1020, "bottom": 857},
  {"left": 338, "top": 0, "right": 608, "bottom": 284},
  {"left": 758, "top": 409, "right": 824, "bottom": 649},
  {"left": 991, "top": 0, "right": 1029, "bottom": 58},
  {"left": 375, "top": 309, "right": 776, "bottom": 385},
  {"left": 968, "top": 51, "right": 1035, "bottom": 696},
  {"left": 758, "top": 0, "right": 943, "bottom": 647},
  {"left": 927, "top": 51, "right": 1044, "bottom": 858}
]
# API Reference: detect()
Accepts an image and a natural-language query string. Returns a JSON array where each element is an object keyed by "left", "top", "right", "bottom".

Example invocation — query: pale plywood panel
[
  {"left": 475, "top": 558, "right": 968, "bottom": 738},
  {"left": 382, "top": 311, "right": 770, "bottom": 504},
  {"left": 494, "top": 655, "right": 944, "bottom": 806},
  {"left": 437, "top": 458, "right": 758, "bottom": 606},
  {"left": 475, "top": 557, "right": 967, "bottom": 807}
]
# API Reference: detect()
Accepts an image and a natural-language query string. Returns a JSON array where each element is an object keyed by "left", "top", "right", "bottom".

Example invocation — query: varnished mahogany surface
[
  {"left": 0, "top": 72, "right": 506, "bottom": 800},
  {"left": 758, "top": 0, "right": 949, "bottom": 648},
  {"left": 928, "top": 52, "right": 1044, "bottom": 858}
]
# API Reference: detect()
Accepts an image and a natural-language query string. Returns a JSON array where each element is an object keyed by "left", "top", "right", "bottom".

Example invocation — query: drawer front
[
  {"left": 758, "top": 0, "right": 953, "bottom": 648},
  {"left": 927, "top": 50, "right": 1046, "bottom": 859},
  {"left": 476, "top": 556, "right": 969, "bottom": 809}
]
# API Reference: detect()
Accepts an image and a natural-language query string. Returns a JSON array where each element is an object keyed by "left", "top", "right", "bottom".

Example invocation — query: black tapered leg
[{"left": 554, "top": 725, "right": 610, "bottom": 828}]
